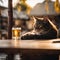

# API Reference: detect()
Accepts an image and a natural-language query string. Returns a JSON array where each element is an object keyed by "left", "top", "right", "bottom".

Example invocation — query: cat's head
[{"left": 35, "top": 17, "right": 51, "bottom": 32}]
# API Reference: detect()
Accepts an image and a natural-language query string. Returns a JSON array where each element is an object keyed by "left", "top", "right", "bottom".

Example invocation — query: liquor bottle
[
  {"left": 45, "top": 0, "right": 50, "bottom": 13},
  {"left": 54, "top": 0, "right": 60, "bottom": 13},
  {"left": 15, "top": 0, "right": 31, "bottom": 14}
]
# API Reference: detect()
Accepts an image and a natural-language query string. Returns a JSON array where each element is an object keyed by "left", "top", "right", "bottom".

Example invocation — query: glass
[{"left": 12, "top": 27, "right": 21, "bottom": 40}]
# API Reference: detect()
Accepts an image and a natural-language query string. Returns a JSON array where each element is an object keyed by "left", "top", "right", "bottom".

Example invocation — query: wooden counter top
[
  {"left": 0, "top": 39, "right": 60, "bottom": 54},
  {"left": 0, "top": 39, "right": 60, "bottom": 49}
]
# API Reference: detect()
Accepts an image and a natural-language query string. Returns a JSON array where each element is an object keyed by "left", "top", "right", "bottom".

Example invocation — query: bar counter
[
  {"left": 0, "top": 39, "right": 60, "bottom": 60},
  {"left": 0, "top": 39, "right": 60, "bottom": 54}
]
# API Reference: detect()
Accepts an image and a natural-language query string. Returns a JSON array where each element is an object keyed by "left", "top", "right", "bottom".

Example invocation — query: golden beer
[{"left": 12, "top": 27, "right": 21, "bottom": 40}]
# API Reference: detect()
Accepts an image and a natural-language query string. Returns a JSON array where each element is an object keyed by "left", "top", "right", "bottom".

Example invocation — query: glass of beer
[{"left": 12, "top": 27, "right": 21, "bottom": 40}]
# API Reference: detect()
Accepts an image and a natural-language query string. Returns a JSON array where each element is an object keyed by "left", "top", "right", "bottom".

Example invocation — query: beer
[{"left": 12, "top": 27, "right": 21, "bottom": 40}]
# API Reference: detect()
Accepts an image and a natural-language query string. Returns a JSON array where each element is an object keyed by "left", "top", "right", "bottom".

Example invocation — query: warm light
[
  {"left": 26, "top": 0, "right": 59, "bottom": 8},
  {"left": 1, "top": 0, "right": 59, "bottom": 8},
  {"left": 13, "top": 0, "right": 19, "bottom": 7},
  {"left": 26, "top": 0, "right": 44, "bottom": 8}
]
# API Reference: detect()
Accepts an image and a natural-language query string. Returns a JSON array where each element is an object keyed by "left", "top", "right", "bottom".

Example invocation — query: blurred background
[
  {"left": 0, "top": 0, "right": 60, "bottom": 60},
  {"left": 0, "top": 0, "right": 60, "bottom": 40}
]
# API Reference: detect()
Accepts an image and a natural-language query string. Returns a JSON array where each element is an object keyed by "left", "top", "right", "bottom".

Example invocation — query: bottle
[
  {"left": 54, "top": 0, "right": 60, "bottom": 13},
  {"left": 45, "top": 0, "right": 49, "bottom": 13},
  {"left": 15, "top": 0, "right": 32, "bottom": 14}
]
